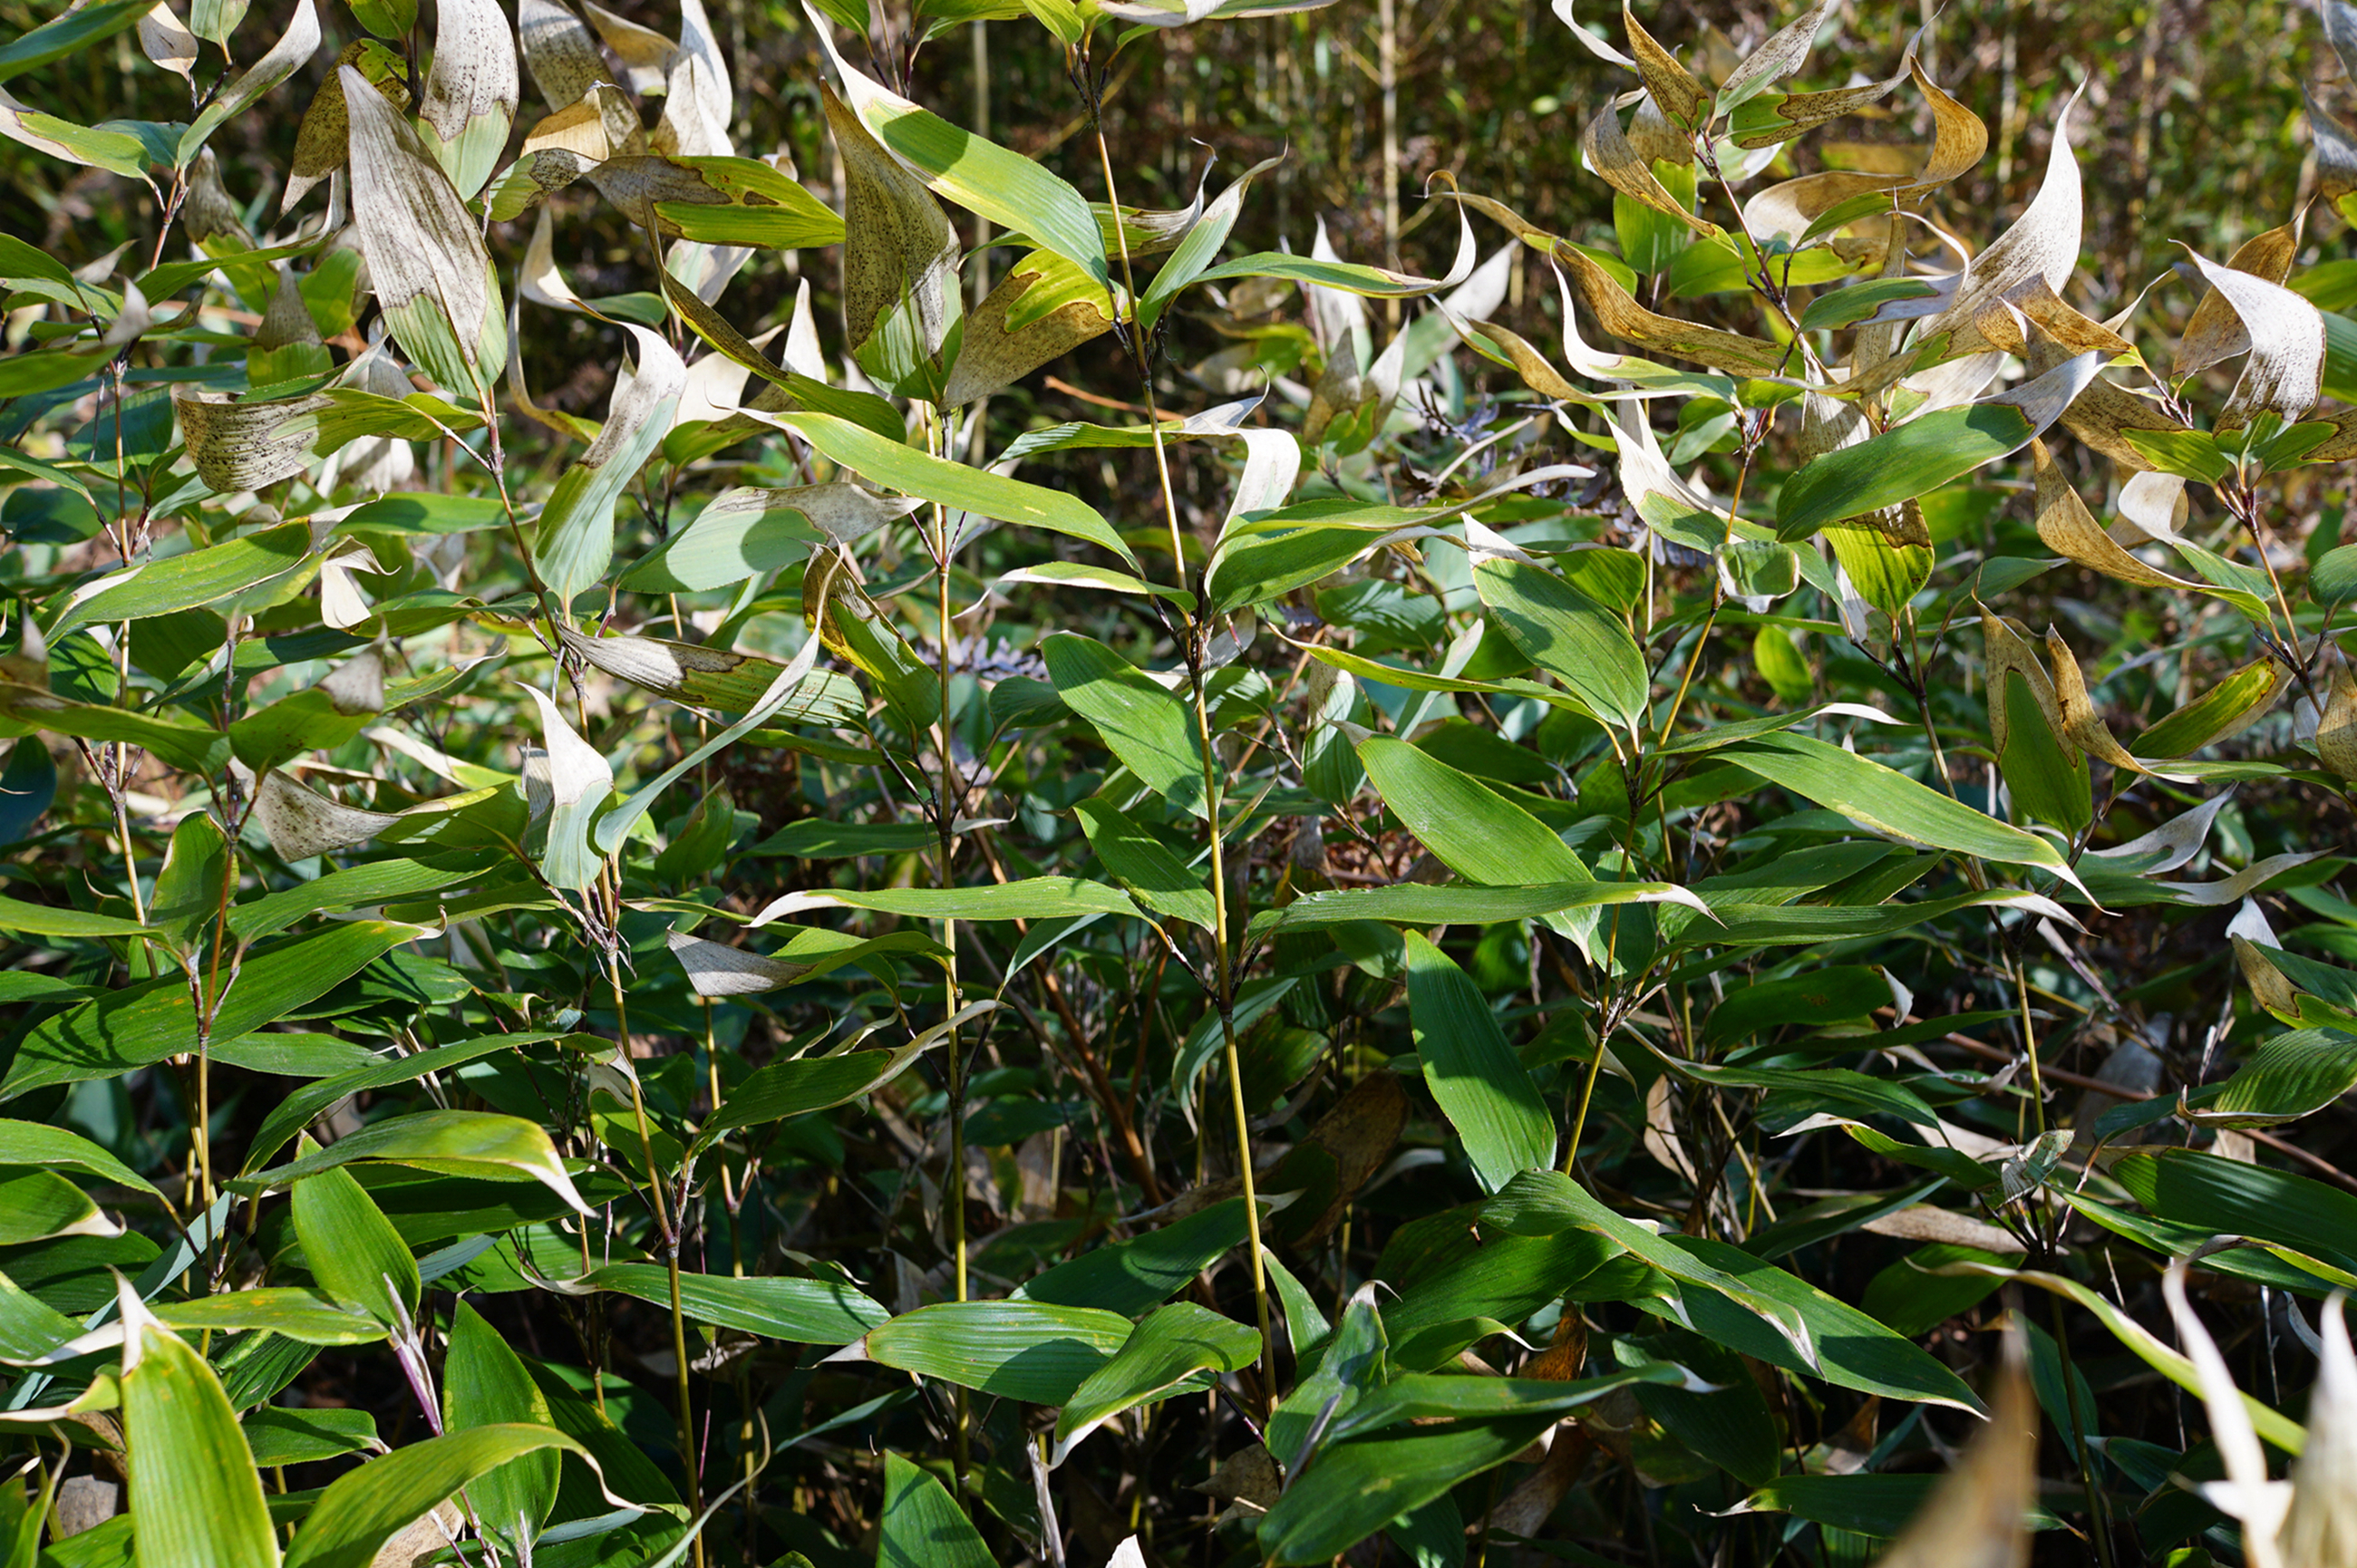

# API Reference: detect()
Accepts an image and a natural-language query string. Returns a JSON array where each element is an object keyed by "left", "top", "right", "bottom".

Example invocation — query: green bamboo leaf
[
  {"left": 761, "top": 411, "right": 1135, "bottom": 565},
  {"left": 238, "top": 1109, "right": 593, "bottom": 1217},
  {"left": 1380, "top": 1224, "right": 1618, "bottom": 1343},
  {"left": 1668, "top": 1235, "right": 1983, "bottom": 1412},
  {"left": 1775, "top": 353, "right": 2100, "bottom": 541},
  {"left": 2197, "top": 1024, "right": 2357, "bottom": 1127},
  {"left": 1248, "top": 880, "right": 1709, "bottom": 939},
  {"left": 0, "top": 0, "right": 149, "bottom": 85},
  {"left": 0, "top": 895, "right": 150, "bottom": 938},
  {"left": 848, "top": 1300, "right": 1133, "bottom": 1404},
  {"left": 1722, "top": 732, "right": 2089, "bottom": 896},
  {"left": 1259, "top": 1414, "right": 1555, "bottom": 1564},
  {"left": 282, "top": 1425, "right": 587, "bottom": 1568},
  {"left": 551, "top": 1264, "right": 888, "bottom": 1345},
  {"left": 226, "top": 856, "right": 497, "bottom": 943},
  {"left": 0, "top": 1269, "right": 80, "bottom": 1363},
  {"left": 243, "top": 1035, "right": 548, "bottom": 1174},
  {"left": 48, "top": 528, "right": 315, "bottom": 641},
  {"left": 1, "top": 920, "right": 429, "bottom": 1099},
  {"left": 152, "top": 1289, "right": 384, "bottom": 1345},
  {"left": 1052, "top": 1302, "right": 1259, "bottom": 1463},
  {"left": 2113, "top": 1147, "right": 2357, "bottom": 1275},
  {"left": 1402, "top": 933, "right": 1556, "bottom": 1192},
  {"left": 1482, "top": 1172, "right": 1816, "bottom": 1370},
  {"left": 0, "top": 1119, "right": 163, "bottom": 1199},
  {"left": 1016, "top": 1199, "right": 1250, "bottom": 1318},
  {"left": 1326, "top": 1364, "right": 1683, "bottom": 1443},
  {"left": 1073, "top": 795, "right": 1216, "bottom": 931},
  {"left": 292, "top": 1159, "right": 419, "bottom": 1325},
  {"left": 1356, "top": 739, "right": 1584, "bottom": 886},
  {"left": 878, "top": 1453, "right": 993, "bottom": 1568},
  {"left": 121, "top": 1293, "right": 281, "bottom": 1568},
  {"left": 1137, "top": 156, "right": 1285, "bottom": 334},
  {"left": 0, "top": 684, "right": 230, "bottom": 774},
  {"left": 0, "top": 1167, "right": 119, "bottom": 1245},
  {"left": 1471, "top": 556, "right": 1647, "bottom": 732},
  {"left": 590, "top": 154, "right": 845, "bottom": 248},
  {"left": 808, "top": 15, "right": 1106, "bottom": 290},
  {"left": 243, "top": 1406, "right": 380, "bottom": 1467},
  {"left": 444, "top": 1304, "right": 560, "bottom": 1551},
  {"left": 1042, "top": 634, "right": 1205, "bottom": 817},
  {"left": 532, "top": 325, "right": 684, "bottom": 605},
  {"left": 697, "top": 1011, "right": 981, "bottom": 1143}
]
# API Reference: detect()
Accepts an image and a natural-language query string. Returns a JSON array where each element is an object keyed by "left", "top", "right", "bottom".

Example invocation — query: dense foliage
[{"left": 3, "top": 0, "right": 2357, "bottom": 1565}]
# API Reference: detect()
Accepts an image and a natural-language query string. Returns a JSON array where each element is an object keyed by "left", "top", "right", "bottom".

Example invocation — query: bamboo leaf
[
  {"left": 1052, "top": 1303, "right": 1259, "bottom": 1464},
  {"left": 1402, "top": 933, "right": 1556, "bottom": 1192},
  {"left": 282, "top": 1426, "right": 587, "bottom": 1568},
  {"left": 120, "top": 1288, "right": 281, "bottom": 1568}
]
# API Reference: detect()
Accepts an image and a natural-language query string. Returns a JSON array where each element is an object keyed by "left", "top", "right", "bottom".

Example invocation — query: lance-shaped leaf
[
  {"left": 0, "top": 85, "right": 154, "bottom": 178},
  {"left": 293, "top": 1159, "right": 418, "bottom": 1325},
  {"left": 555, "top": 622, "right": 862, "bottom": 722},
  {"left": 1984, "top": 612, "right": 2090, "bottom": 834},
  {"left": 755, "top": 411, "right": 1135, "bottom": 565},
  {"left": 283, "top": 41, "right": 408, "bottom": 213},
  {"left": 2, "top": 920, "right": 426, "bottom": 1098},
  {"left": 283, "top": 1426, "right": 590, "bottom": 1568},
  {"left": 1017, "top": 1200, "right": 1251, "bottom": 1317},
  {"left": 1052, "top": 1303, "right": 1259, "bottom": 1464},
  {"left": 807, "top": 3, "right": 1105, "bottom": 290},
  {"left": 342, "top": 63, "right": 506, "bottom": 401},
  {"left": 532, "top": 324, "right": 684, "bottom": 605},
  {"left": 0, "top": 0, "right": 150, "bottom": 84},
  {"left": 697, "top": 1004, "right": 988, "bottom": 1144},
  {"left": 516, "top": 682, "right": 613, "bottom": 891},
  {"left": 1777, "top": 353, "right": 2101, "bottom": 541},
  {"left": 1248, "top": 881, "right": 1708, "bottom": 938},
  {"left": 0, "top": 684, "right": 227, "bottom": 773},
  {"left": 2182, "top": 244, "right": 2326, "bottom": 426},
  {"left": 443, "top": 1305, "right": 559, "bottom": 1553},
  {"left": 48, "top": 520, "right": 311, "bottom": 636},
  {"left": 1136, "top": 155, "right": 1284, "bottom": 334},
  {"left": 665, "top": 931, "right": 814, "bottom": 996},
  {"left": 176, "top": 0, "right": 319, "bottom": 164},
  {"left": 844, "top": 1300, "right": 1133, "bottom": 1403},
  {"left": 878, "top": 1454, "right": 993, "bottom": 1568},
  {"left": 2178, "top": 224, "right": 2299, "bottom": 378},
  {"left": 1722, "top": 731, "right": 2090, "bottom": 897},
  {"left": 238, "top": 1109, "right": 593, "bottom": 1215},
  {"left": 1470, "top": 548, "right": 1647, "bottom": 732},
  {"left": 1198, "top": 195, "right": 1478, "bottom": 299},
  {"left": 547, "top": 1263, "right": 887, "bottom": 1343},
  {"left": 1042, "top": 634, "right": 1206, "bottom": 817},
  {"left": 824, "top": 81, "right": 955, "bottom": 354},
  {"left": 1485, "top": 1171, "right": 1814, "bottom": 1366},
  {"left": 416, "top": 0, "right": 518, "bottom": 198},
  {"left": 628, "top": 482, "right": 916, "bottom": 592},
  {"left": 1072, "top": 796, "right": 1215, "bottom": 931},
  {"left": 1403, "top": 932, "right": 1556, "bottom": 1192},
  {"left": 0, "top": 1168, "right": 120, "bottom": 1245},
  {"left": 119, "top": 1287, "right": 281, "bottom": 1568}
]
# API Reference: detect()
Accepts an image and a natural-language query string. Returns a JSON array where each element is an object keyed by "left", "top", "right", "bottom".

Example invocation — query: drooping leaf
[{"left": 1402, "top": 933, "right": 1555, "bottom": 1193}]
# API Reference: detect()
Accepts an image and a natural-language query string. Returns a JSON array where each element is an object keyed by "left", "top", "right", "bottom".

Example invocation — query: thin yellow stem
[{"left": 1091, "top": 100, "right": 1273, "bottom": 1400}]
